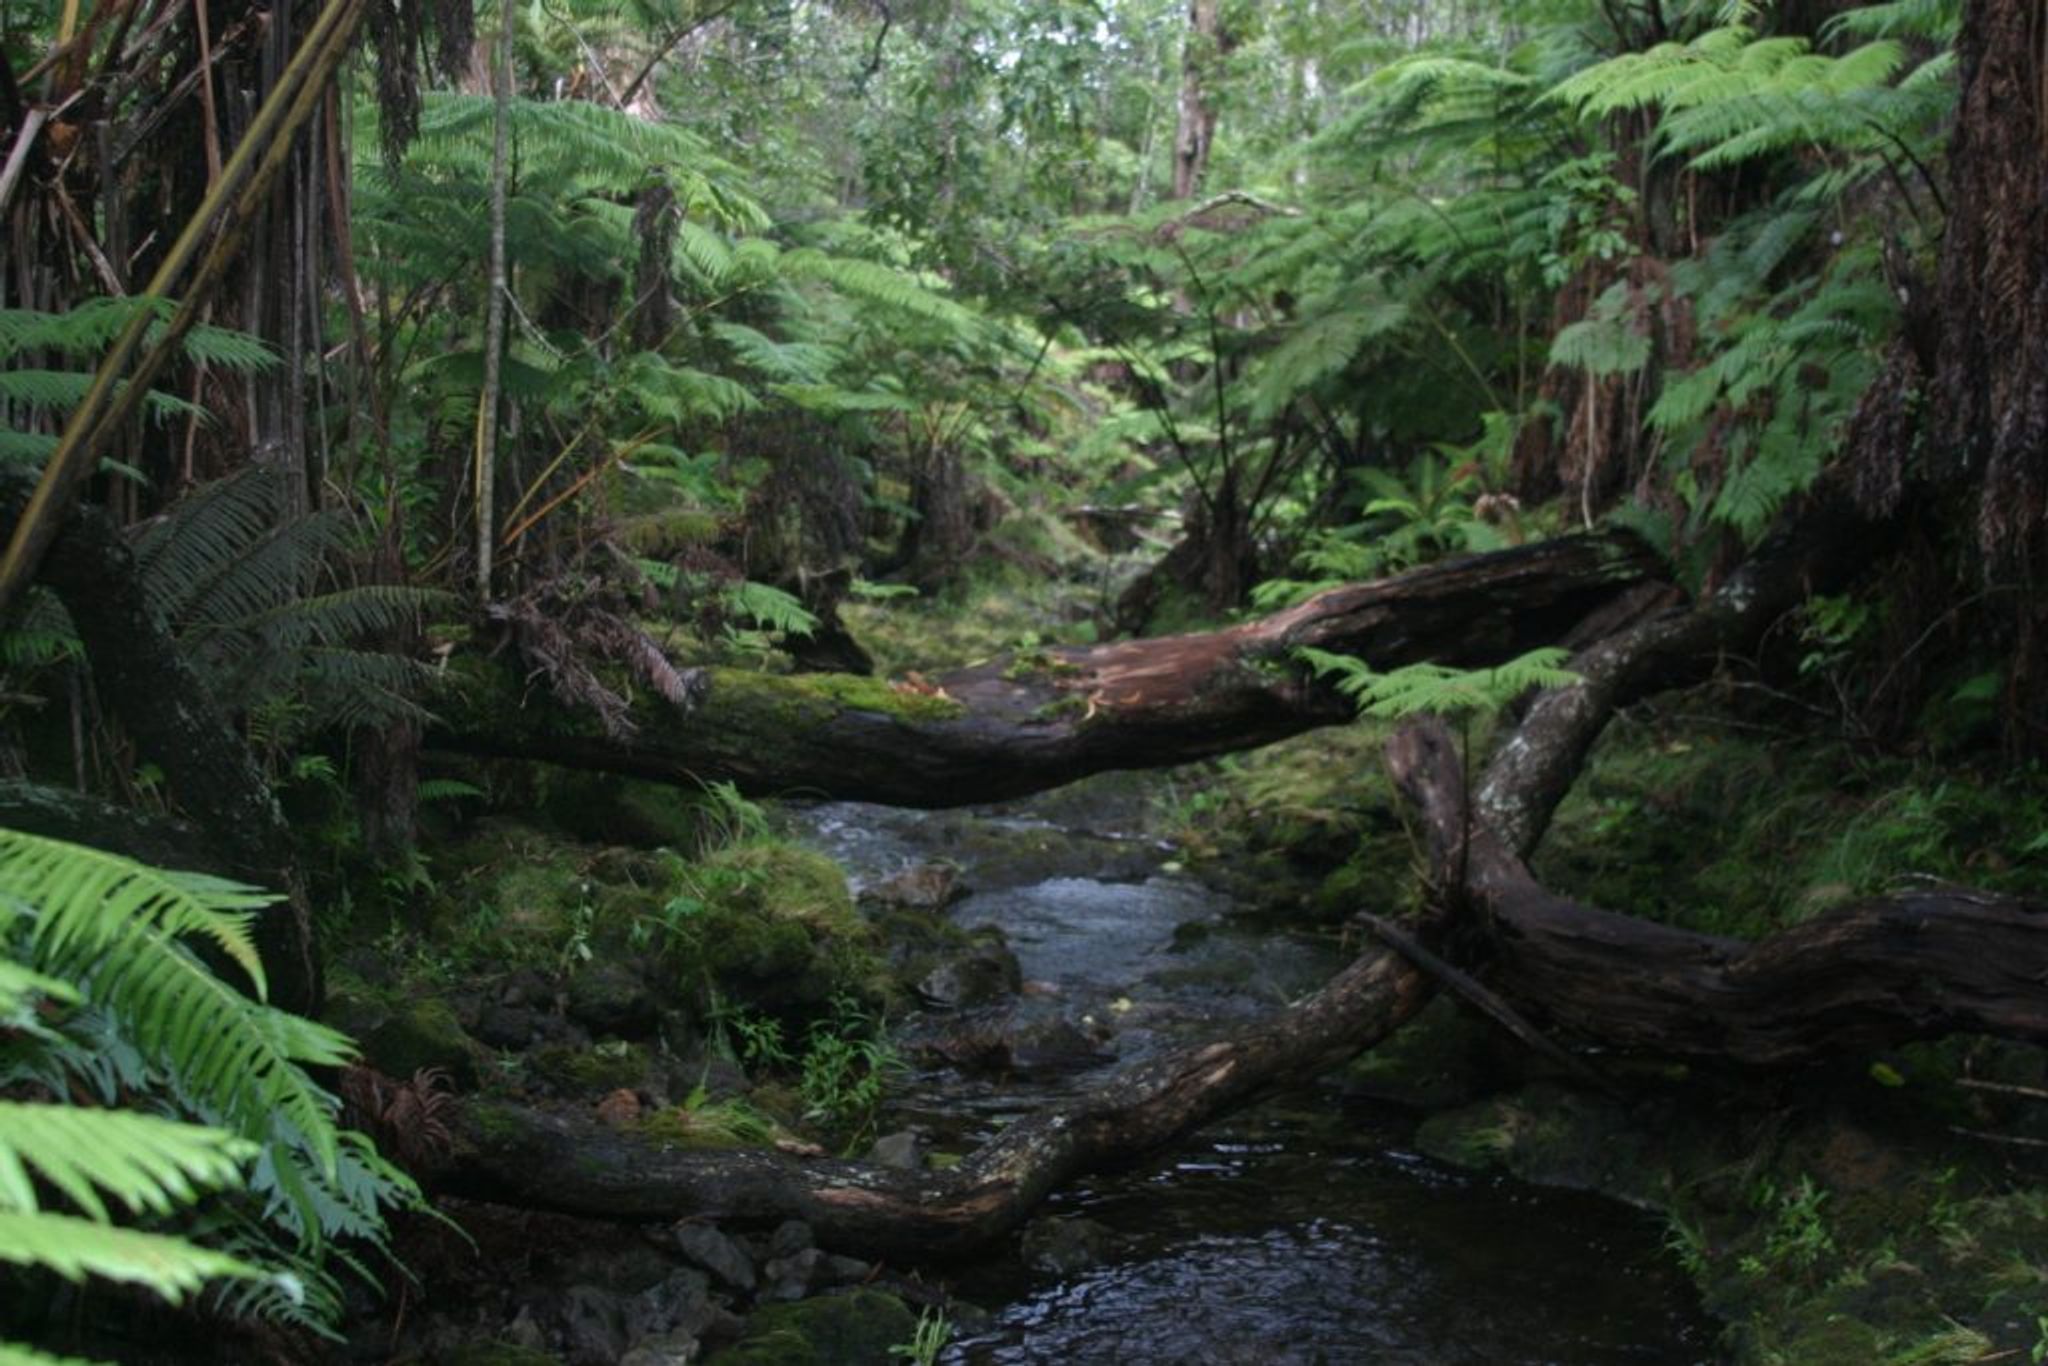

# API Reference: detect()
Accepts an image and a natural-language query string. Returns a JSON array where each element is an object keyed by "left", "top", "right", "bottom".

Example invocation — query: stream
[{"left": 785, "top": 780, "right": 1716, "bottom": 1365}]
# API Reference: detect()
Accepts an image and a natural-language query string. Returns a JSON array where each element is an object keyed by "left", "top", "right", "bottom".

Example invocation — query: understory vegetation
[{"left": 2, "top": 0, "right": 2045, "bottom": 1360}]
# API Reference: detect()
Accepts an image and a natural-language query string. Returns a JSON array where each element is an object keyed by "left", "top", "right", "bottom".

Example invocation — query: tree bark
[
  {"left": 443, "top": 947, "right": 1433, "bottom": 1253},
  {"left": 430, "top": 530, "right": 1663, "bottom": 806},
  {"left": 1171, "top": 0, "right": 1234, "bottom": 201}
]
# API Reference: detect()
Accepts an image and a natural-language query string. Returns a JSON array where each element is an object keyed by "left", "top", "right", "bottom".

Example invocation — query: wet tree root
[
  {"left": 443, "top": 948, "right": 1435, "bottom": 1255},
  {"left": 1390, "top": 720, "right": 2048, "bottom": 1067}
]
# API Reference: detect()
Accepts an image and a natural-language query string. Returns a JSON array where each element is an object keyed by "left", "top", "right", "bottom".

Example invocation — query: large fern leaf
[
  {"left": 0, "top": 1103, "right": 253, "bottom": 1221},
  {"left": 0, "top": 1210, "right": 262, "bottom": 1301}
]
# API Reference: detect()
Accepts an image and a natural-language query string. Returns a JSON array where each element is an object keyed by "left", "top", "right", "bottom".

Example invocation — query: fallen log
[
  {"left": 1390, "top": 720, "right": 2048, "bottom": 1065},
  {"left": 430, "top": 530, "right": 1661, "bottom": 807},
  {"left": 442, "top": 948, "right": 1433, "bottom": 1254}
]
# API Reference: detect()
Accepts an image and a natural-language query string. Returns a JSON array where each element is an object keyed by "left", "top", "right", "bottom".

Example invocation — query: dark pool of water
[{"left": 940, "top": 1091, "right": 1714, "bottom": 1365}]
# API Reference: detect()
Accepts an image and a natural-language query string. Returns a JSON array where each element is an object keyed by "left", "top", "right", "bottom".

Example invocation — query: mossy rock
[
  {"left": 360, "top": 998, "right": 482, "bottom": 1086},
  {"left": 1342, "top": 996, "right": 1501, "bottom": 1110},
  {"left": 703, "top": 1289, "right": 918, "bottom": 1366},
  {"left": 538, "top": 772, "right": 715, "bottom": 849},
  {"left": 665, "top": 841, "right": 887, "bottom": 1017},
  {"left": 528, "top": 1040, "right": 656, "bottom": 1095}
]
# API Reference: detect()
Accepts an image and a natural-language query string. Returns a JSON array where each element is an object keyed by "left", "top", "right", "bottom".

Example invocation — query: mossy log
[
  {"left": 442, "top": 948, "right": 1434, "bottom": 1254},
  {"left": 431, "top": 530, "right": 1662, "bottom": 806}
]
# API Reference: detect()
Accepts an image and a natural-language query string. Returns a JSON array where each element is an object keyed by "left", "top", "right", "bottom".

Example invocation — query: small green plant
[
  {"left": 891, "top": 1306, "right": 953, "bottom": 1366},
  {"left": 708, "top": 997, "right": 793, "bottom": 1071},
  {"left": 1739, "top": 1175, "right": 1835, "bottom": 1281},
  {"left": 798, "top": 995, "right": 901, "bottom": 1149},
  {"left": 1663, "top": 1211, "right": 1713, "bottom": 1281},
  {"left": 1298, "top": 646, "right": 1581, "bottom": 722}
]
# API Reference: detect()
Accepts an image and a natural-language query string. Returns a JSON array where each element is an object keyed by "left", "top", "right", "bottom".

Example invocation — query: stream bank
[{"left": 322, "top": 724, "right": 2046, "bottom": 1365}]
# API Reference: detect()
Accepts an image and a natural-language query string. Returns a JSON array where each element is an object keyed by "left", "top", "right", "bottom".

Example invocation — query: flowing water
[{"left": 787, "top": 786, "right": 1715, "bottom": 1365}]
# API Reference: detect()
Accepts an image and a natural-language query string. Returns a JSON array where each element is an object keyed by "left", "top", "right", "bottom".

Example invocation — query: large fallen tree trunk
[
  {"left": 443, "top": 948, "right": 1434, "bottom": 1254},
  {"left": 431, "top": 530, "right": 1662, "bottom": 806}
]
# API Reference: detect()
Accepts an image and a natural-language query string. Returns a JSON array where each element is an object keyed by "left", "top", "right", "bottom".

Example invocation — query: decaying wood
[
  {"left": 433, "top": 530, "right": 1661, "bottom": 806},
  {"left": 443, "top": 948, "right": 1433, "bottom": 1253},
  {"left": 1390, "top": 721, "right": 2048, "bottom": 1066}
]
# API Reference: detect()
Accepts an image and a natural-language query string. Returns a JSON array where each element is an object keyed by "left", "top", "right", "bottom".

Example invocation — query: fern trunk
[{"left": 4, "top": 473, "right": 320, "bottom": 1013}]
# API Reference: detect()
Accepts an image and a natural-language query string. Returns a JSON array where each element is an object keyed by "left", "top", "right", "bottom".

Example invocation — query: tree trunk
[
  {"left": 1389, "top": 721, "right": 2048, "bottom": 1067},
  {"left": 431, "top": 530, "right": 1664, "bottom": 805},
  {"left": 1171, "top": 0, "right": 1233, "bottom": 201},
  {"left": 3, "top": 473, "right": 319, "bottom": 1012},
  {"left": 474, "top": 0, "right": 513, "bottom": 599}
]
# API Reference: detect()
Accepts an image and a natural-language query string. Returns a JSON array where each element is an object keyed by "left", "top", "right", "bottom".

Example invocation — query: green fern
[
  {"left": 1299, "top": 645, "right": 1581, "bottom": 719},
  {"left": 0, "top": 1210, "right": 263, "bottom": 1302},
  {"left": 0, "top": 1104, "right": 253, "bottom": 1222},
  {"left": 0, "top": 835, "right": 417, "bottom": 1353},
  {"left": 725, "top": 581, "right": 819, "bottom": 638}
]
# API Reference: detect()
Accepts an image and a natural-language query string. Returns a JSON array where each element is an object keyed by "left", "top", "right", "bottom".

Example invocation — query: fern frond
[
  {"left": 0, "top": 370, "right": 203, "bottom": 425},
  {"left": 0, "top": 298, "right": 171, "bottom": 360},
  {"left": 0, "top": 1104, "right": 253, "bottom": 1221},
  {"left": 0, "top": 1339, "right": 107, "bottom": 1365},
  {"left": 0, "top": 831, "right": 359, "bottom": 1184},
  {"left": 0, "top": 1209, "right": 262, "bottom": 1301},
  {"left": 711, "top": 322, "right": 840, "bottom": 385},
  {"left": 0, "top": 831, "right": 269, "bottom": 998},
  {"left": 724, "top": 581, "right": 818, "bottom": 637},
  {"left": 1300, "top": 646, "right": 1580, "bottom": 718},
  {"left": 132, "top": 469, "right": 289, "bottom": 623}
]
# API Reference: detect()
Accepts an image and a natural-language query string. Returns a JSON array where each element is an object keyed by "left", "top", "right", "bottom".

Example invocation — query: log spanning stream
[{"left": 786, "top": 780, "right": 1715, "bottom": 1365}]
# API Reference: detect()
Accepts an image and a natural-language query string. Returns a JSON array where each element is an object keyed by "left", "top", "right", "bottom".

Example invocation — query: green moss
[
  {"left": 361, "top": 998, "right": 481, "bottom": 1086},
  {"left": 635, "top": 1096, "right": 783, "bottom": 1149},
  {"left": 528, "top": 1040, "right": 654, "bottom": 1094},
  {"left": 703, "top": 1289, "right": 918, "bottom": 1366},
  {"left": 442, "top": 1344, "right": 561, "bottom": 1366},
  {"left": 785, "top": 670, "right": 965, "bottom": 722},
  {"left": 664, "top": 839, "right": 887, "bottom": 1018},
  {"left": 1027, "top": 693, "right": 1091, "bottom": 724}
]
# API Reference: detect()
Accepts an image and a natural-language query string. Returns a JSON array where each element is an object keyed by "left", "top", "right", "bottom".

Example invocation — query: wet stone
[
  {"left": 565, "top": 961, "right": 658, "bottom": 1037},
  {"left": 866, "top": 1129, "right": 926, "bottom": 1170},
  {"left": 915, "top": 935, "right": 1022, "bottom": 1009},
  {"left": 627, "top": 1268, "right": 715, "bottom": 1341},
  {"left": 762, "top": 1247, "right": 824, "bottom": 1301},
  {"left": 818, "top": 1254, "right": 874, "bottom": 1288},
  {"left": 860, "top": 861, "right": 968, "bottom": 910},
  {"left": 557, "top": 1284, "right": 629, "bottom": 1366},
  {"left": 673, "top": 1222, "right": 757, "bottom": 1294},
  {"left": 768, "top": 1219, "right": 815, "bottom": 1258},
  {"left": 1020, "top": 1216, "right": 1116, "bottom": 1277}
]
